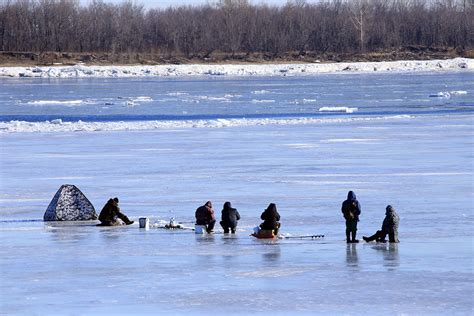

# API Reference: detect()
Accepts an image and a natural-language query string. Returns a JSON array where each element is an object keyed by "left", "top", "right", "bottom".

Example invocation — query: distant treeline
[{"left": 0, "top": 0, "right": 472, "bottom": 58}]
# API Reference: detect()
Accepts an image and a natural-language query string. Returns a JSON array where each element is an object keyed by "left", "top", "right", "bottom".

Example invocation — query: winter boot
[
  {"left": 363, "top": 233, "right": 378, "bottom": 242},
  {"left": 346, "top": 231, "right": 351, "bottom": 243}
]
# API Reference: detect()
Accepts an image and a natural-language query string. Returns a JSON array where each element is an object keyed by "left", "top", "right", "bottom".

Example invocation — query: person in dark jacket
[
  {"left": 363, "top": 205, "right": 400, "bottom": 243},
  {"left": 259, "top": 203, "right": 281, "bottom": 235},
  {"left": 220, "top": 201, "right": 241, "bottom": 234},
  {"left": 341, "top": 191, "right": 361, "bottom": 243},
  {"left": 195, "top": 201, "right": 216, "bottom": 233},
  {"left": 98, "top": 197, "right": 134, "bottom": 226}
]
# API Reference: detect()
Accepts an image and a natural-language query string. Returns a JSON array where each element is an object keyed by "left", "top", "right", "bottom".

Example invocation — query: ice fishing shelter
[{"left": 43, "top": 184, "right": 97, "bottom": 221}]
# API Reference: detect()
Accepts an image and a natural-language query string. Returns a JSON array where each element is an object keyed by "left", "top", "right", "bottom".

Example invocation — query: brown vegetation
[{"left": 0, "top": 0, "right": 472, "bottom": 66}]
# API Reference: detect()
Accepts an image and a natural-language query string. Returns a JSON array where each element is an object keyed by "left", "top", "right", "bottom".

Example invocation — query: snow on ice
[{"left": 0, "top": 58, "right": 472, "bottom": 78}]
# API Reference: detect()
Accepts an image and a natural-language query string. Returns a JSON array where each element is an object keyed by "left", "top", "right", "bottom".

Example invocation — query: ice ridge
[
  {"left": 0, "top": 115, "right": 414, "bottom": 133},
  {"left": 0, "top": 58, "right": 471, "bottom": 78}
]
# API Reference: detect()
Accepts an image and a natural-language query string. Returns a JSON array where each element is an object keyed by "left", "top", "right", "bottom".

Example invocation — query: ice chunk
[{"left": 318, "top": 106, "right": 358, "bottom": 113}]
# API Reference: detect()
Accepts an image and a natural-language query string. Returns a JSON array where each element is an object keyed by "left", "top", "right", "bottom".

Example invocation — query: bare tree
[
  {"left": 0, "top": 0, "right": 472, "bottom": 59},
  {"left": 349, "top": 0, "right": 371, "bottom": 52}
]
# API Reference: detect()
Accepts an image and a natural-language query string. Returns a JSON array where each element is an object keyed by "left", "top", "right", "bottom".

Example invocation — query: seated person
[
  {"left": 363, "top": 205, "right": 400, "bottom": 243},
  {"left": 195, "top": 201, "right": 216, "bottom": 233},
  {"left": 259, "top": 203, "right": 281, "bottom": 235},
  {"left": 98, "top": 197, "right": 134, "bottom": 226},
  {"left": 220, "top": 201, "right": 240, "bottom": 234}
]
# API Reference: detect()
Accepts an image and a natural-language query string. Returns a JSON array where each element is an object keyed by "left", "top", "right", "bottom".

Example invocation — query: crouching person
[
  {"left": 195, "top": 201, "right": 216, "bottom": 233},
  {"left": 98, "top": 197, "right": 134, "bottom": 226},
  {"left": 363, "top": 205, "right": 400, "bottom": 243},
  {"left": 260, "top": 203, "right": 281, "bottom": 236},
  {"left": 220, "top": 201, "right": 240, "bottom": 234}
]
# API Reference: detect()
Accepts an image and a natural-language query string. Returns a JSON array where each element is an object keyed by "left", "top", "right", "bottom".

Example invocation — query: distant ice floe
[
  {"left": 0, "top": 115, "right": 413, "bottom": 133},
  {"left": 318, "top": 106, "right": 358, "bottom": 113},
  {"left": 291, "top": 99, "right": 318, "bottom": 104},
  {"left": 166, "top": 92, "right": 189, "bottom": 96},
  {"left": 26, "top": 100, "right": 86, "bottom": 106},
  {"left": 1, "top": 58, "right": 471, "bottom": 78},
  {"left": 252, "top": 90, "right": 271, "bottom": 94},
  {"left": 131, "top": 96, "right": 153, "bottom": 102},
  {"left": 429, "top": 90, "right": 468, "bottom": 98},
  {"left": 251, "top": 99, "right": 275, "bottom": 103},
  {"left": 321, "top": 138, "right": 380, "bottom": 143},
  {"left": 24, "top": 96, "right": 155, "bottom": 107},
  {"left": 117, "top": 96, "right": 153, "bottom": 107}
]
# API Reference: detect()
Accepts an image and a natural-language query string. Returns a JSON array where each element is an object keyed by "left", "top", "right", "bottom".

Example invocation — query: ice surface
[
  {"left": 1, "top": 115, "right": 473, "bottom": 314},
  {"left": 0, "top": 72, "right": 473, "bottom": 314}
]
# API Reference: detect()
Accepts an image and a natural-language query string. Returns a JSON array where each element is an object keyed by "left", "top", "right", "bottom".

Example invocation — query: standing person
[
  {"left": 363, "top": 205, "right": 400, "bottom": 243},
  {"left": 260, "top": 203, "right": 281, "bottom": 235},
  {"left": 98, "top": 197, "right": 134, "bottom": 226},
  {"left": 341, "top": 191, "right": 361, "bottom": 243},
  {"left": 220, "top": 201, "right": 240, "bottom": 234},
  {"left": 195, "top": 201, "right": 216, "bottom": 233}
]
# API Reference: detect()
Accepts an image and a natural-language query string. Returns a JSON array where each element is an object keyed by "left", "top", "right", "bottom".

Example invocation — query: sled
[{"left": 251, "top": 229, "right": 276, "bottom": 239}]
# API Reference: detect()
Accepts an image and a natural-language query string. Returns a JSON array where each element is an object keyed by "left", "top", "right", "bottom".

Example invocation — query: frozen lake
[{"left": 0, "top": 72, "right": 473, "bottom": 314}]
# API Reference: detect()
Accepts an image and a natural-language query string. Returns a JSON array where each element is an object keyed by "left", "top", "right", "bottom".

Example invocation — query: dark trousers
[
  {"left": 365, "top": 230, "right": 399, "bottom": 243},
  {"left": 220, "top": 221, "right": 237, "bottom": 233},
  {"left": 117, "top": 212, "right": 132, "bottom": 225},
  {"left": 260, "top": 222, "right": 280, "bottom": 235},
  {"left": 345, "top": 219, "right": 358, "bottom": 242}
]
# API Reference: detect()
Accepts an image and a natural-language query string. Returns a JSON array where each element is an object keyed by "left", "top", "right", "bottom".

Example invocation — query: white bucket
[
  {"left": 139, "top": 217, "right": 149, "bottom": 230},
  {"left": 194, "top": 224, "right": 207, "bottom": 234},
  {"left": 253, "top": 226, "right": 260, "bottom": 234}
]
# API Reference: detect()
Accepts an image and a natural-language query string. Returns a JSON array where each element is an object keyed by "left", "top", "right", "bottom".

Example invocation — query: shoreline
[{"left": 0, "top": 58, "right": 472, "bottom": 78}]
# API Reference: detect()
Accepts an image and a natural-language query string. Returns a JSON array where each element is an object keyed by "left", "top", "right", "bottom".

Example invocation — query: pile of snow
[
  {"left": 0, "top": 115, "right": 413, "bottom": 133},
  {"left": 0, "top": 58, "right": 471, "bottom": 78}
]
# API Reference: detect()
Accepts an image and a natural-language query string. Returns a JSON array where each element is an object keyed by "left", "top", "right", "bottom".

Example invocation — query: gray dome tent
[{"left": 44, "top": 184, "right": 98, "bottom": 221}]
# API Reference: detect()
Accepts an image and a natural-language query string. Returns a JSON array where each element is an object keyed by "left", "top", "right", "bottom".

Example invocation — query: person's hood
[
  {"left": 223, "top": 201, "right": 232, "bottom": 210},
  {"left": 347, "top": 191, "right": 356, "bottom": 201},
  {"left": 386, "top": 205, "right": 395, "bottom": 215},
  {"left": 205, "top": 201, "right": 213, "bottom": 208},
  {"left": 266, "top": 203, "right": 277, "bottom": 213}
]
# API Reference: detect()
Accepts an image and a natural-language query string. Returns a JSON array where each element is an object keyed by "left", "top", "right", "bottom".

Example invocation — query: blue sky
[{"left": 80, "top": 0, "right": 305, "bottom": 9}]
